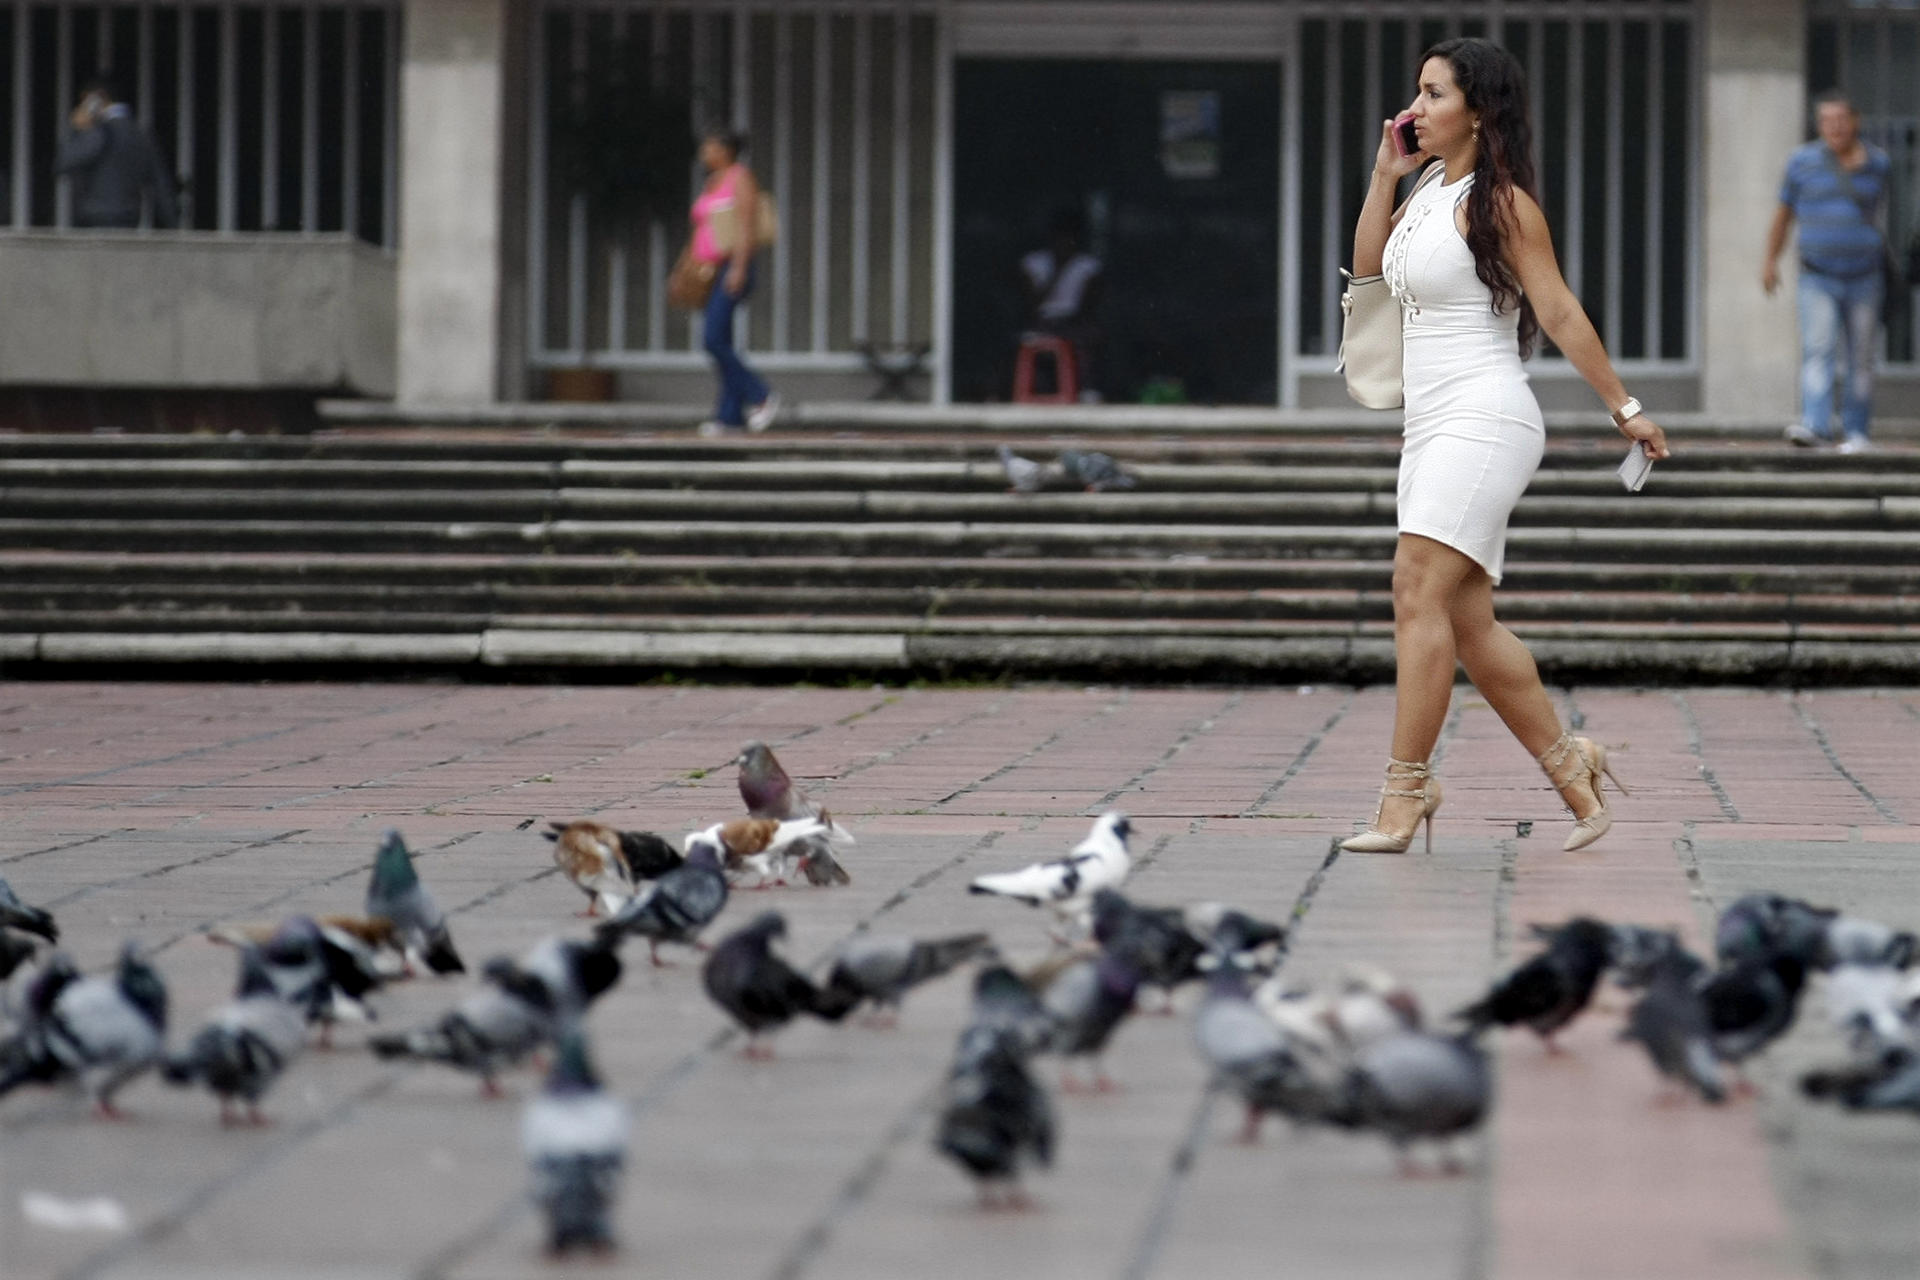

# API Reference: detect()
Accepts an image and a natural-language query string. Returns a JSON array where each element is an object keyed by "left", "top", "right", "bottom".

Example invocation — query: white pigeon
[
  {"left": 967, "top": 812, "right": 1134, "bottom": 932},
  {"left": 1824, "top": 964, "right": 1920, "bottom": 1056}
]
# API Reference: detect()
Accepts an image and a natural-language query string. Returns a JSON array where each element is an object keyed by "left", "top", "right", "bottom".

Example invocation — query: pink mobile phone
[{"left": 1392, "top": 112, "right": 1420, "bottom": 158}]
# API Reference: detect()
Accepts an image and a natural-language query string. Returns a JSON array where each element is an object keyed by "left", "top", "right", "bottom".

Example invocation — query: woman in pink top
[{"left": 692, "top": 129, "right": 778, "bottom": 435}]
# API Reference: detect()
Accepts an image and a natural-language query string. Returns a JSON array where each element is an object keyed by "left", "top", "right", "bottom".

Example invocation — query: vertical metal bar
[
  {"left": 931, "top": 2, "right": 953, "bottom": 401},
  {"left": 384, "top": 2, "right": 398, "bottom": 248},
  {"left": 138, "top": 2, "right": 157, "bottom": 129},
  {"left": 342, "top": 2, "right": 360, "bottom": 238},
  {"left": 810, "top": 6, "right": 830, "bottom": 354},
  {"left": 218, "top": 0, "right": 236, "bottom": 230},
  {"left": 11, "top": 0, "right": 29, "bottom": 226},
  {"left": 262, "top": 5, "right": 278, "bottom": 230},
  {"left": 851, "top": 8, "right": 871, "bottom": 341},
  {"left": 695, "top": 6, "right": 718, "bottom": 351},
  {"left": 98, "top": 0, "right": 112, "bottom": 70},
  {"left": 178, "top": 0, "right": 194, "bottom": 227},
  {"left": 1563, "top": 17, "right": 1584, "bottom": 300},
  {"left": 1362, "top": 17, "right": 1379, "bottom": 138},
  {"left": 567, "top": 4, "right": 588, "bottom": 358},
  {"left": 1279, "top": 27, "right": 1300, "bottom": 406},
  {"left": 1643, "top": 13, "right": 1662, "bottom": 360},
  {"left": 889, "top": 7, "right": 910, "bottom": 346},
  {"left": 729, "top": 1, "right": 748, "bottom": 350},
  {"left": 302, "top": 2, "right": 318, "bottom": 231},
  {"left": 1602, "top": 13, "right": 1622, "bottom": 354},
  {"left": 608, "top": 6, "right": 628, "bottom": 354},
  {"left": 528, "top": 0, "right": 549, "bottom": 362},
  {"left": 1319, "top": 21, "right": 1341, "bottom": 356},
  {"left": 766, "top": 8, "right": 789, "bottom": 351},
  {"left": 646, "top": 4, "right": 667, "bottom": 353},
  {"left": 55, "top": 4, "right": 72, "bottom": 227}
]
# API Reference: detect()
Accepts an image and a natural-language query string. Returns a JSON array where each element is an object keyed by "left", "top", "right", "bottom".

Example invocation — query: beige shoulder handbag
[
  {"left": 1337, "top": 163, "right": 1446, "bottom": 410},
  {"left": 1337, "top": 269, "right": 1403, "bottom": 410}
]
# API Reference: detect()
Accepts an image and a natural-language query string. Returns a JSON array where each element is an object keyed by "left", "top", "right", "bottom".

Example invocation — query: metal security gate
[
  {"left": 528, "top": 0, "right": 943, "bottom": 377},
  {"left": 0, "top": 0, "right": 399, "bottom": 242},
  {"left": 1810, "top": 0, "right": 1920, "bottom": 367},
  {"left": 1292, "top": 1, "right": 1701, "bottom": 400}
]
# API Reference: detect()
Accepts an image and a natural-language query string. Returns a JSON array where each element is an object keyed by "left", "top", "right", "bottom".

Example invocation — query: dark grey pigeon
[
  {"left": 368, "top": 956, "right": 557, "bottom": 1097},
  {"left": 1091, "top": 890, "right": 1208, "bottom": 1012},
  {"left": 962, "top": 963, "right": 1054, "bottom": 1060},
  {"left": 935, "top": 1026, "right": 1054, "bottom": 1210},
  {"left": 1715, "top": 893, "right": 1833, "bottom": 969},
  {"left": 1700, "top": 949, "right": 1808, "bottom": 1080},
  {"left": 1802, "top": 1046, "right": 1920, "bottom": 1114},
  {"left": 1056, "top": 448, "right": 1137, "bottom": 492},
  {"left": 365, "top": 830, "right": 465, "bottom": 975},
  {"left": 236, "top": 915, "right": 385, "bottom": 1047},
  {"left": 1607, "top": 925, "right": 1696, "bottom": 990},
  {"left": 1193, "top": 968, "right": 1350, "bottom": 1142},
  {"left": 161, "top": 945, "right": 306, "bottom": 1125},
  {"left": 1345, "top": 1029, "right": 1492, "bottom": 1172},
  {"left": 1455, "top": 917, "right": 1615, "bottom": 1051},
  {"left": 0, "top": 876, "right": 58, "bottom": 942},
  {"left": 1036, "top": 950, "right": 1141, "bottom": 1092},
  {"left": 0, "top": 929, "right": 37, "bottom": 983},
  {"left": 1620, "top": 949, "right": 1726, "bottom": 1104},
  {"left": 0, "top": 942, "right": 168, "bottom": 1118},
  {"left": 1184, "top": 902, "right": 1288, "bottom": 972},
  {"left": 735, "top": 740, "right": 854, "bottom": 887},
  {"left": 700, "top": 912, "right": 848, "bottom": 1058},
  {"left": 514, "top": 934, "right": 624, "bottom": 1022},
  {"left": 815, "top": 931, "right": 992, "bottom": 1027},
  {"left": 594, "top": 843, "right": 728, "bottom": 967},
  {"left": 523, "top": 1031, "right": 628, "bottom": 1257}
]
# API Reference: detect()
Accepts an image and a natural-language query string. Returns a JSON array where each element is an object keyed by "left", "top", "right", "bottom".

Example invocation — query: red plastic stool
[{"left": 1012, "top": 333, "right": 1079, "bottom": 403}]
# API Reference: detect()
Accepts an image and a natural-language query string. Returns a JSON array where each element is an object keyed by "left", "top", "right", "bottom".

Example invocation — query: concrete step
[
  {"left": 6, "top": 516, "right": 1920, "bottom": 563},
  {"left": 7, "top": 484, "right": 1920, "bottom": 530},
  {"left": 3, "top": 551, "right": 1915, "bottom": 596}
]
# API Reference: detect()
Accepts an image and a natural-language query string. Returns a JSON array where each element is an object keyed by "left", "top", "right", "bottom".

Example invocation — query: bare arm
[
  {"left": 1351, "top": 119, "right": 1426, "bottom": 275},
  {"left": 1501, "top": 188, "right": 1670, "bottom": 459},
  {"left": 1761, "top": 203, "right": 1793, "bottom": 295}
]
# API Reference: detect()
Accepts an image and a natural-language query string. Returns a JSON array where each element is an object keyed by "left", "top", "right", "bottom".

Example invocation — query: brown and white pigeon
[
  {"left": 734, "top": 741, "right": 855, "bottom": 886},
  {"left": 542, "top": 820, "right": 682, "bottom": 917},
  {"left": 687, "top": 817, "right": 841, "bottom": 889}
]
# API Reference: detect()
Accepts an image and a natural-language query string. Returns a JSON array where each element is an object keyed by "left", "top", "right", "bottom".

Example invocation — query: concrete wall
[
  {"left": 0, "top": 233, "right": 395, "bottom": 394},
  {"left": 1701, "top": 0, "right": 1804, "bottom": 424},
  {"left": 397, "top": 0, "right": 508, "bottom": 404}
]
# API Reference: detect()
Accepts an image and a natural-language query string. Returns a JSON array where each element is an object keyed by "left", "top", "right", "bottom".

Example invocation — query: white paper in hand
[{"left": 1616, "top": 443, "right": 1653, "bottom": 493}]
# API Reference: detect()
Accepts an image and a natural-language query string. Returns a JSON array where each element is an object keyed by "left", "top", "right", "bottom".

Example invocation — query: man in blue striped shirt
[{"left": 1763, "top": 91, "right": 1891, "bottom": 453}]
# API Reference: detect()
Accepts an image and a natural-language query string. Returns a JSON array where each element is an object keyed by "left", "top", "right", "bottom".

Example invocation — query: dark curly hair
[{"left": 1420, "top": 38, "right": 1541, "bottom": 358}]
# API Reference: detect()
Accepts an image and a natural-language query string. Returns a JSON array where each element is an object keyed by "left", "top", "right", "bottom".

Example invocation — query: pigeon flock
[{"left": 3, "top": 736, "right": 1918, "bottom": 1259}]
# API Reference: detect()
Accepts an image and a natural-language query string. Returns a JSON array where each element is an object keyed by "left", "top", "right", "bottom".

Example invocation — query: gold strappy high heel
[
  {"left": 1341, "top": 758, "right": 1443, "bottom": 854},
  {"left": 1538, "top": 732, "right": 1628, "bottom": 852}
]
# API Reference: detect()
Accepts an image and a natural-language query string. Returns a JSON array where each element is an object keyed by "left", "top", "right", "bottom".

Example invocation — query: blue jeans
[
  {"left": 702, "top": 261, "right": 770, "bottom": 427},
  {"left": 1797, "top": 267, "right": 1882, "bottom": 443}
]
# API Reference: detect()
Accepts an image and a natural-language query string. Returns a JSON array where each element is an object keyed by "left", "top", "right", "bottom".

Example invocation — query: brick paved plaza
[{"left": 1, "top": 679, "right": 1916, "bottom": 1280}]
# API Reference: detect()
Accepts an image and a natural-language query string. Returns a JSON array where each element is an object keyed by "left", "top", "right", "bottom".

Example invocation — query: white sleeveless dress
[{"left": 1382, "top": 167, "right": 1544, "bottom": 583}]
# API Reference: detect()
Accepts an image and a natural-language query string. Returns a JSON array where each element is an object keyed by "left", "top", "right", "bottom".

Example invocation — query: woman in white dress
[{"left": 1342, "top": 38, "right": 1669, "bottom": 855}]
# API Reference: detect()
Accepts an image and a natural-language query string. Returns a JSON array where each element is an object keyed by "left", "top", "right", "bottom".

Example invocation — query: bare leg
[
  {"left": 1449, "top": 575, "right": 1600, "bottom": 821},
  {"left": 1368, "top": 536, "right": 1478, "bottom": 835}
]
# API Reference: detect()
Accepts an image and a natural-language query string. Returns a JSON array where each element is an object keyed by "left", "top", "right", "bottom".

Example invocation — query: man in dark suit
[{"left": 55, "top": 76, "right": 178, "bottom": 229}]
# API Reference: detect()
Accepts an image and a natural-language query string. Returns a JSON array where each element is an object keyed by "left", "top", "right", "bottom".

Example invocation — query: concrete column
[
  {"left": 1700, "top": 0, "right": 1803, "bottom": 424},
  {"left": 397, "top": 0, "right": 507, "bottom": 404}
]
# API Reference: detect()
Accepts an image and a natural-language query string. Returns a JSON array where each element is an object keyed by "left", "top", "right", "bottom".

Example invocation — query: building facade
[{"left": 0, "top": 0, "right": 1913, "bottom": 417}]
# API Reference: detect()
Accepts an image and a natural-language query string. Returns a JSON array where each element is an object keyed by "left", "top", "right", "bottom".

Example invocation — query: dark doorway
[{"left": 951, "top": 58, "right": 1281, "bottom": 405}]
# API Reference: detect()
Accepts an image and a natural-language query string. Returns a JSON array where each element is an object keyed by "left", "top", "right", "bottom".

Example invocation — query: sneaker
[
  {"left": 746, "top": 393, "right": 782, "bottom": 433},
  {"left": 1838, "top": 436, "right": 1873, "bottom": 455},
  {"left": 1783, "top": 422, "right": 1825, "bottom": 447},
  {"left": 696, "top": 420, "right": 742, "bottom": 438}
]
